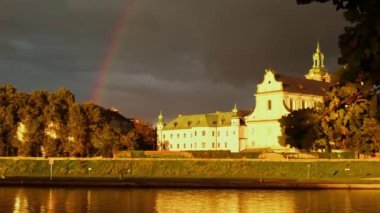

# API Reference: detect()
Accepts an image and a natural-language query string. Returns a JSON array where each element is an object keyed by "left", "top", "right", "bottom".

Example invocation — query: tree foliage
[
  {"left": 0, "top": 85, "right": 155, "bottom": 157},
  {"left": 279, "top": 109, "right": 322, "bottom": 151},
  {"left": 321, "top": 81, "right": 380, "bottom": 155},
  {"left": 297, "top": 0, "right": 380, "bottom": 82},
  {"left": 291, "top": 0, "right": 380, "bottom": 157}
]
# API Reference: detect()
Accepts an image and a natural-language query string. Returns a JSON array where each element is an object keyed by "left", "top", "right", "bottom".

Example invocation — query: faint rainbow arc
[{"left": 91, "top": 0, "right": 135, "bottom": 103}]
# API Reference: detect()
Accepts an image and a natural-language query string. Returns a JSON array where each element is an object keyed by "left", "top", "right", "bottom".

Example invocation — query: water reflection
[
  {"left": 155, "top": 189, "right": 295, "bottom": 213},
  {"left": 1, "top": 187, "right": 380, "bottom": 212}
]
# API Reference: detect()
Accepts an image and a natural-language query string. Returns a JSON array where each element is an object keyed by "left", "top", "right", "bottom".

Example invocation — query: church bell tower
[{"left": 305, "top": 41, "right": 331, "bottom": 82}]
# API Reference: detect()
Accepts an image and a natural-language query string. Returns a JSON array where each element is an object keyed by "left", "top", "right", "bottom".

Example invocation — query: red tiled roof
[{"left": 275, "top": 74, "right": 332, "bottom": 96}]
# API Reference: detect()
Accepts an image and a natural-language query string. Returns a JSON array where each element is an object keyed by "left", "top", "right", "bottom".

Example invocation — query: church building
[{"left": 157, "top": 42, "right": 332, "bottom": 152}]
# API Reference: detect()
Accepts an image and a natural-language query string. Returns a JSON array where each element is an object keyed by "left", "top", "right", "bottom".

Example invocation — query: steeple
[
  {"left": 231, "top": 104, "right": 239, "bottom": 126},
  {"left": 156, "top": 111, "right": 165, "bottom": 150},
  {"left": 305, "top": 41, "right": 331, "bottom": 82},
  {"left": 157, "top": 111, "right": 164, "bottom": 124},
  {"left": 313, "top": 41, "right": 324, "bottom": 68},
  {"left": 232, "top": 103, "right": 238, "bottom": 117}
]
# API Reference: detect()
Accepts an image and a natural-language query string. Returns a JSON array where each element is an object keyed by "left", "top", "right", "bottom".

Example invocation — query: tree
[
  {"left": 65, "top": 103, "right": 89, "bottom": 157},
  {"left": 45, "top": 88, "right": 75, "bottom": 156},
  {"left": 132, "top": 120, "right": 157, "bottom": 150},
  {"left": 92, "top": 125, "right": 120, "bottom": 157},
  {"left": 279, "top": 109, "right": 322, "bottom": 151},
  {"left": 296, "top": 0, "right": 380, "bottom": 156},
  {"left": 25, "top": 90, "right": 50, "bottom": 156},
  {"left": 320, "top": 81, "right": 380, "bottom": 156},
  {"left": 0, "top": 85, "right": 20, "bottom": 156},
  {"left": 297, "top": 0, "right": 380, "bottom": 82},
  {"left": 121, "top": 129, "right": 139, "bottom": 151},
  {"left": 0, "top": 84, "right": 147, "bottom": 157}
]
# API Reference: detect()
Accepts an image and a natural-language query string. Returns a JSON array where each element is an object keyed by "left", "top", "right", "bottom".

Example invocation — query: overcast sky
[{"left": 0, "top": 0, "right": 345, "bottom": 123}]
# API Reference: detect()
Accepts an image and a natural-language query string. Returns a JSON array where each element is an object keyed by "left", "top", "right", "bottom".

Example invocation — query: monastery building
[{"left": 156, "top": 42, "right": 332, "bottom": 152}]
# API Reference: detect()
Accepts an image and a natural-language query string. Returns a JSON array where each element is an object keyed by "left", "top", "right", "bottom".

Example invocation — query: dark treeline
[{"left": 0, "top": 84, "right": 156, "bottom": 158}]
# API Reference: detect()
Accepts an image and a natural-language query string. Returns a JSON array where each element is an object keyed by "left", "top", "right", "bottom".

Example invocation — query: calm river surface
[{"left": 1, "top": 187, "right": 380, "bottom": 212}]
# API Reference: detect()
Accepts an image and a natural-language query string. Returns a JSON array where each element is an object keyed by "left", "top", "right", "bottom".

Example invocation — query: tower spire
[
  {"left": 232, "top": 103, "right": 238, "bottom": 116},
  {"left": 158, "top": 111, "right": 164, "bottom": 124},
  {"left": 305, "top": 41, "right": 331, "bottom": 82},
  {"left": 316, "top": 40, "right": 320, "bottom": 53}
]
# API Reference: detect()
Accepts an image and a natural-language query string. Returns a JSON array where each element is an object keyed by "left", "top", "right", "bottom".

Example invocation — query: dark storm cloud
[
  {"left": 120, "top": 0, "right": 345, "bottom": 85},
  {"left": 0, "top": 0, "right": 345, "bottom": 121}
]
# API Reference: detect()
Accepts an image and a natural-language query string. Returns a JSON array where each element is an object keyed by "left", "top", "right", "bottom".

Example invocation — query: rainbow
[{"left": 91, "top": 0, "right": 136, "bottom": 103}]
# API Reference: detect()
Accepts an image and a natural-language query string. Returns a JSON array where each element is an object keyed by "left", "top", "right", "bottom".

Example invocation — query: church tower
[
  {"left": 156, "top": 111, "right": 165, "bottom": 150},
  {"left": 305, "top": 41, "right": 331, "bottom": 82},
  {"left": 231, "top": 104, "right": 239, "bottom": 126}
]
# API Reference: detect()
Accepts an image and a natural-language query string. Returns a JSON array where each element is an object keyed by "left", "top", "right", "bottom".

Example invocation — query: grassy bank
[{"left": 1, "top": 158, "right": 380, "bottom": 181}]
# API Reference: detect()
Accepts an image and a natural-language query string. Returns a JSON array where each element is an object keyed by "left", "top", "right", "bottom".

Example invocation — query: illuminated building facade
[{"left": 157, "top": 42, "right": 331, "bottom": 152}]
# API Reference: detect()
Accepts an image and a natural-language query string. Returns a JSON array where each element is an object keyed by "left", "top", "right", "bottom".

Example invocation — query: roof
[
  {"left": 275, "top": 74, "right": 332, "bottom": 96},
  {"left": 163, "top": 110, "right": 252, "bottom": 130}
]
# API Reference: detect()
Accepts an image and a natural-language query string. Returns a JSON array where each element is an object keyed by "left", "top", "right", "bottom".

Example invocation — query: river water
[{"left": 1, "top": 187, "right": 380, "bottom": 212}]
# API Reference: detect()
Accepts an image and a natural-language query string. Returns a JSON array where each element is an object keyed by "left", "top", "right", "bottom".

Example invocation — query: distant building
[
  {"left": 157, "top": 42, "right": 332, "bottom": 152},
  {"left": 156, "top": 107, "right": 252, "bottom": 152}
]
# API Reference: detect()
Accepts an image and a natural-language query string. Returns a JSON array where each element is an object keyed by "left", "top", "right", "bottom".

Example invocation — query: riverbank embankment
[{"left": 1, "top": 158, "right": 380, "bottom": 189}]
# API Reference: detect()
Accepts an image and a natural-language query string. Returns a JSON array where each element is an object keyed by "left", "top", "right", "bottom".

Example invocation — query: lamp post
[{"left": 49, "top": 159, "right": 54, "bottom": 181}]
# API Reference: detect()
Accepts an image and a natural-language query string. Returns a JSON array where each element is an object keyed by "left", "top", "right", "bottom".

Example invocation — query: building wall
[
  {"left": 283, "top": 93, "right": 324, "bottom": 111},
  {"left": 158, "top": 124, "right": 242, "bottom": 153},
  {"left": 245, "top": 69, "right": 324, "bottom": 150}
]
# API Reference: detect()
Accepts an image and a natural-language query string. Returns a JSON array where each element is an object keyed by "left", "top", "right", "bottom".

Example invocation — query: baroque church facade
[{"left": 156, "top": 42, "right": 331, "bottom": 152}]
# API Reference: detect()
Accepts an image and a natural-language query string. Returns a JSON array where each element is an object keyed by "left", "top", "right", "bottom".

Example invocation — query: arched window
[
  {"left": 268, "top": 100, "right": 272, "bottom": 110},
  {"left": 289, "top": 99, "right": 293, "bottom": 110}
]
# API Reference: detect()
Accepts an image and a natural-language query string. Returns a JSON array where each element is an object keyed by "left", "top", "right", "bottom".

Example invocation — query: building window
[
  {"left": 218, "top": 143, "right": 220, "bottom": 148},
  {"left": 233, "top": 131, "right": 236, "bottom": 135},
  {"left": 202, "top": 131, "right": 206, "bottom": 136},
  {"left": 177, "top": 144, "right": 179, "bottom": 149},
  {"left": 177, "top": 134, "right": 180, "bottom": 138},
  {"left": 194, "top": 143, "right": 197, "bottom": 148},
  {"left": 225, "top": 143, "right": 227, "bottom": 148},
  {"left": 184, "top": 144, "right": 186, "bottom": 149},
  {"left": 226, "top": 131, "right": 229, "bottom": 136},
  {"left": 194, "top": 131, "right": 197, "bottom": 136},
  {"left": 218, "top": 131, "right": 220, "bottom": 137},
  {"left": 268, "top": 100, "right": 272, "bottom": 110},
  {"left": 202, "top": 142, "right": 206, "bottom": 148},
  {"left": 170, "top": 144, "right": 172, "bottom": 149},
  {"left": 212, "top": 131, "right": 215, "bottom": 136},
  {"left": 212, "top": 143, "right": 215, "bottom": 148},
  {"left": 184, "top": 133, "right": 186, "bottom": 138},
  {"left": 302, "top": 100, "right": 305, "bottom": 109},
  {"left": 163, "top": 134, "right": 165, "bottom": 139},
  {"left": 170, "top": 134, "right": 173, "bottom": 139}
]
